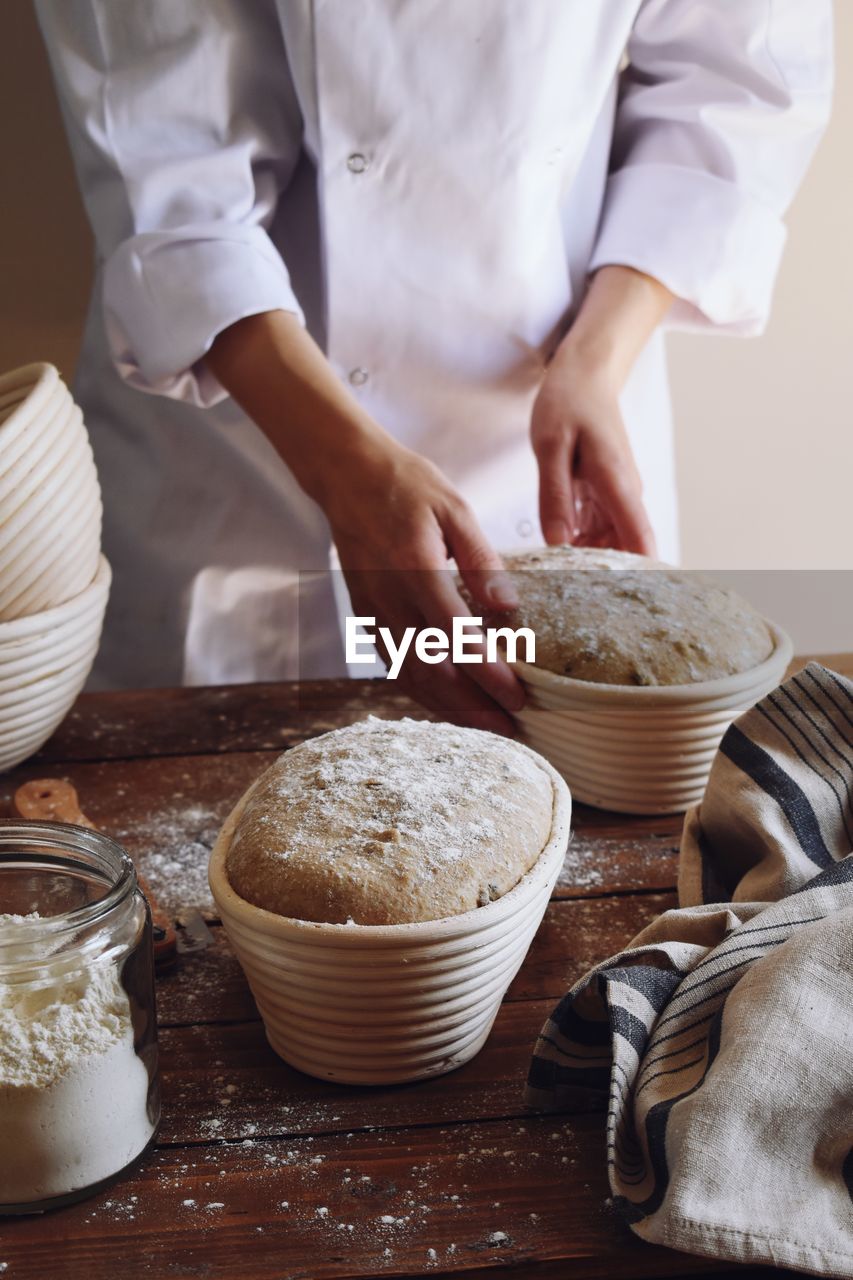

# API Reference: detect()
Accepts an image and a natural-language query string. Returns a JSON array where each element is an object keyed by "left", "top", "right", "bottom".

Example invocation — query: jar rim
[{"left": 0, "top": 819, "right": 137, "bottom": 939}]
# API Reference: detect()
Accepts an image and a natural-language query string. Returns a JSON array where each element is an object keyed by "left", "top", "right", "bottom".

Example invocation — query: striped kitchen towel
[{"left": 526, "top": 663, "right": 853, "bottom": 1277}]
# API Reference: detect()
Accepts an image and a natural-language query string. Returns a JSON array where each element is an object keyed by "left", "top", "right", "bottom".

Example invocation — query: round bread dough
[
  {"left": 225, "top": 716, "right": 555, "bottom": 925},
  {"left": 492, "top": 546, "right": 774, "bottom": 686}
]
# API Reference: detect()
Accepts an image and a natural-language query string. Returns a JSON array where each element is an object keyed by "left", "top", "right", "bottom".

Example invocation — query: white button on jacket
[{"left": 36, "top": 0, "right": 832, "bottom": 687}]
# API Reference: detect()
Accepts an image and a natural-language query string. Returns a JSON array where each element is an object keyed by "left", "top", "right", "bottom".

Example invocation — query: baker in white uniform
[{"left": 36, "top": 1, "right": 831, "bottom": 731}]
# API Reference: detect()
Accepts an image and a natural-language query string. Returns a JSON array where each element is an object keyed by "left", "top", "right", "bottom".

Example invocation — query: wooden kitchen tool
[{"left": 12, "top": 777, "right": 178, "bottom": 969}]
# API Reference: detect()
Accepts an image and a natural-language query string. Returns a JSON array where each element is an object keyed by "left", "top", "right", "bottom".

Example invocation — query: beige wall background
[
  {"left": 669, "top": 1, "right": 853, "bottom": 575},
  {"left": 1, "top": 1, "right": 851, "bottom": 649}
]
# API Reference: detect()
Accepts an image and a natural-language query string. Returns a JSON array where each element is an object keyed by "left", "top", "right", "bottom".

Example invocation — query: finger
[
  {"left": 344, "top": 570, "right": 418, "bottom": 674},
  {"left": 368, "top": 593, "right": 424, "bottom": 678},
  {"left": 356, "top": 528, "right": 524, "bottom": 719},
  {"left": 581, "top": 443, "right": 658, "bottom": 558},
  {"left": 569, "top": 482, "right": 616, "bottom": 549},
  {"left": 533, "top": 434, "right": 577, "bottom": 547},
  {"left": 405, "top": 519, "right": 524, "bottom": 710},
  {"left": 602, "top": 473, "right": 657, "bottom": 557},
  {"left": 440, "top": 502, "right": 518, "bottom": 611},
  {"left": 572, "top": 478, "right": 599, "bottom": 540},
  {"left": 350, "top": 534, "right": 524, "bottom": 722},
  {"left": 395, "top": 658, "right": 518, "bottom": 738},
  {"left": 368, "top": 556, "right": 525, "bottom": 719},
  {"left": 416, "top": 569, "right": 526, "bottom": 715}
]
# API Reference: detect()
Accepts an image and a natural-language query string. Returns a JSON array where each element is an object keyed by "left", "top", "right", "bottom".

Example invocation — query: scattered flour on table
[
  {"left": 74, "top": 1104, "right": 606, "bottom": 1268},
  {"left": 556, "top": 832, "right": 677, "bottom": 894},
  {"left": 111, "top": 802, "right": 222, "bottom": 918},
  {"left": 556, "top": 835, "right": 606, "bottom": 891}
]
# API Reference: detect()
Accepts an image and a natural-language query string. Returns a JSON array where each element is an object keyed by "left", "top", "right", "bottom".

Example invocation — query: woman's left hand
[
  {"left": 530, "top": 265, "right": 674, "bottom": 557},
  {"left": 530, "top": 346, "right": 657, "bottom": 555}
]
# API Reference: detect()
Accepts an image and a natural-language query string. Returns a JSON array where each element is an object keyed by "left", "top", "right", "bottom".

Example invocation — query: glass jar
[{"left": 0, "top": 820, "right": 160, "bottom": 1214}]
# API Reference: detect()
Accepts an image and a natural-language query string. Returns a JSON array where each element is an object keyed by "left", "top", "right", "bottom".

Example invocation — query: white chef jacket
[{"left": 36, "top": 0, "right": 832, "bottom": 688}]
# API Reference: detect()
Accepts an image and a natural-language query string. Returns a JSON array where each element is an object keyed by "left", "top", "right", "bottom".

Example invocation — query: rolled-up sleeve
[
  {"left": 589, "top": 0, "right": 834, "bottom": 335},
  {"left": 36, "top": 0, "right": 304, "bottom": 406}
]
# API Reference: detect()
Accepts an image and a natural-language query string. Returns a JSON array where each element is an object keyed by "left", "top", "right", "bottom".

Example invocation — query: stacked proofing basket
[
  {"left": 0, "top": 363, "right": 110, "bottom": 771},
  {"left": 513, "top": 622, "right": 793, "bottom": 815}
]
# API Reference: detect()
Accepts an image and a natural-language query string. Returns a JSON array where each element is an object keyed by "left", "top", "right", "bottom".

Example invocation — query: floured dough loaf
[
  {"left": 492, "top": 546, "right": 774, "bottom": 686},
  {"left": 225, "top": 717, "right": 554, "bottom": 925}
]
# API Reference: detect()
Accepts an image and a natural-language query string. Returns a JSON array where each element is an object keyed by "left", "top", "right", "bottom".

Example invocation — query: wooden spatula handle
[
  {"left": 12, "top": 778, "right": 178, "bottom": 969},
  {"left": 12, "top": 778, "right": 95, "bottom": 827}
]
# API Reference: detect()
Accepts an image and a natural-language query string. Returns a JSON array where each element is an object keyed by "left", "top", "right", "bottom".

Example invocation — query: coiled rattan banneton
[
  {"left": 210, "top": 743, "right": 571, "bottom": 1085},
  {"left": 512, "top": 621, "right": 793, "bottom": 813}
]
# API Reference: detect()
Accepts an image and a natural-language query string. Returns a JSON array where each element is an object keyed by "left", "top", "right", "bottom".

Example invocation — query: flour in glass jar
[{"left": 0, "top": 913, "right": 155, "bottom": 1207}]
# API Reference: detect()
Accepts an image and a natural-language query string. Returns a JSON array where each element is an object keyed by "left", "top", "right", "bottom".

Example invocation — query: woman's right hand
[
  {"left": 319, "top": 436, "right": 525, "bottom": 735},
  {"left": 207, "top": 310, "right": 524, "bottom": 734}
]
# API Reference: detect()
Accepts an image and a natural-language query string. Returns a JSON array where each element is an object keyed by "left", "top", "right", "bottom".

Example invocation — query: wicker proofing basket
[
  {"left": 0, "top": 557, "right": 111, "bottom": 772},
  {"left": 512, "top": 620, "right": 793, "bottom": 815},
  {"left": 0, "top": 363, "right": 102, "bottom": 621},
  {"left": 209, "top": 746, "right": 571, "bottom": 1085}
]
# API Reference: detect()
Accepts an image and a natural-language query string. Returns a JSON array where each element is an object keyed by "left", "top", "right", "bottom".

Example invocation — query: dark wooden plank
[
  {"left": 31, "top": 679, "right": 431, "bottom": 764},
  {"left": 27, "top": 654, "right": 853, "bottom": 766},
  {"left": 157, "top": 1000, "right": 562, "bottom": 1146},
  {"left": 0, "top": 1114, "right": 752, "bottom": 1280},
  {"left": 505, "top": 892, "right": 673, "bottom": 1003},
  {"left": 157, "top": 892, "right": 675, "bottom": 1029},
  {"left": 556, "top": 829, "right": 679, "bottom": 897},
  {"left": 156, "top": 925, "right": 251, "bottom": 1024},
  {"left": 569, "top": 806, "right": 683, "bottom": 839}
]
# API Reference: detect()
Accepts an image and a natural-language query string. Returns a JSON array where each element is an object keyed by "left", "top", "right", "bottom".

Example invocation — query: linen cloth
[{"left": 527, "top": 663, "right": 853, "bottom": 1276}]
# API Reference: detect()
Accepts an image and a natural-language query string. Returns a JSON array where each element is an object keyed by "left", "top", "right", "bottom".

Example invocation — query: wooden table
[{"left": 2, "top": 658, "right": 849, "bottom": 1280}]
